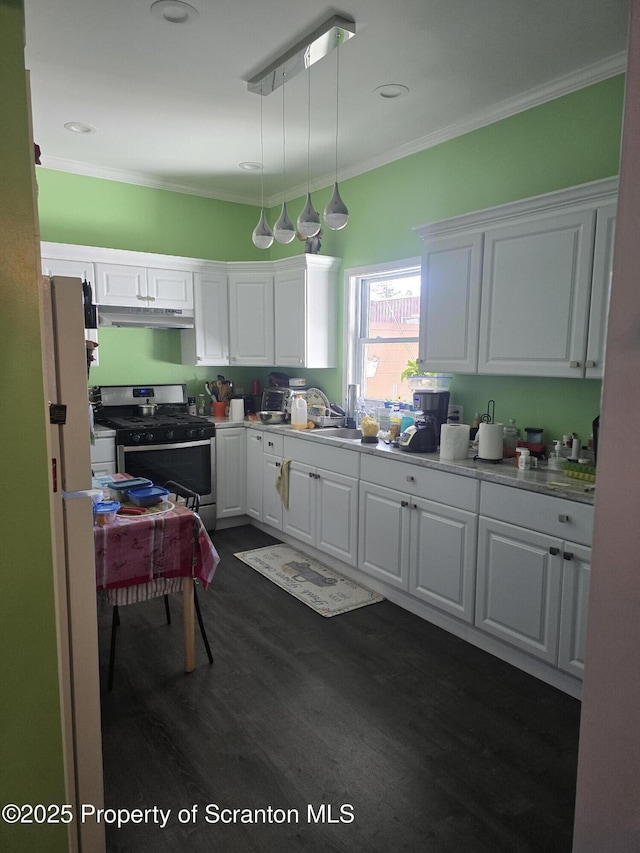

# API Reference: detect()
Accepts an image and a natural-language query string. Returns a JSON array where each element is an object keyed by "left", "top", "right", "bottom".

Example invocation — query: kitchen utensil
[
  {"left": 480, "top": 399, "right": 496, "bottom": 424},
  {"left": 398, "top": 414, "right": 438, "bottom": 453},
  {"left": 213, "top": 401, "right": 227, "bottom": 418},
  {"left": 306, "top": 387, "right": 331, "bottom": 413},
  {"left": 258, "top": 411, "right": 287, "bottom": 424},
  {"left": 138, "top": 403, "right": 157, "bottom": 416}
]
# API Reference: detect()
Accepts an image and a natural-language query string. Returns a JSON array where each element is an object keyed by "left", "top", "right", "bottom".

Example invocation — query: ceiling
[{"left": 24, "top": 0, "right": 629, "bottom": 207}]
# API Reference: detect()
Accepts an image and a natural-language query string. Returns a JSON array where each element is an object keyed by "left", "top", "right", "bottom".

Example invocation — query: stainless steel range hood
[{"left": 98, "top": 305, "right": 194, "bottom": 329}]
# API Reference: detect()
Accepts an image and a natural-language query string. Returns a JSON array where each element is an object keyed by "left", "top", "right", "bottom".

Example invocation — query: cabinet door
[
  {"left": 410, "top": 498, "right": 477, "bottom": 622},
  {"left": 316, "top": 469, "right": 358, "bottom": 565},
  {"left": 216, "top": 428, "right": 246, "bottom": 519},
  {"left": 95, "top": 263, "right": 147, "bottom": 306},
  {"left": 358, "top": 481, "right": 410, "bottom": 590},
  {"left": 475, "top": 517, "right": 563, "bottom": 663},
  {"left": 147, "top": 268, "right": 193, "bottom": 310},
  {"left": 558, "top": 543, "right": 591, "bottom": 678},
  {"left": 42, "top": 258, "right": 99, "bottom": 363},
  {"left": 182, "top": 272, "right": 229, "bottom": 366},
  {"left": 419, "top": 232, "right": 483, "bottom": 374},
  {"left": 585, "top": 204, "right": 616, "bottom": 379},
  {"left": 228, "top": 272, "right": 274, "bottom": 366},
  {"left": 245, "top": 431, "right": 264, "bottom": 521},
  {"left": 478, "top": 210, "right": 596, "bottom": 376},
  {"left": 274, "top": 267, "right": 306, "bottom": 367},
  {"left": 91, "top": 461, "right": 116, "bottom": 477},
  {"left": 282, "top": 461, "right": 316, "bottom": 546},
  {"left": 262, "top": 454, "right": 283, "bottom": 530}
]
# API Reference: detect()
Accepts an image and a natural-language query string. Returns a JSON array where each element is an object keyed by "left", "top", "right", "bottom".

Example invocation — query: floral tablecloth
[{"left": 94, "top": 503, "right": 219, "bottom": 592}]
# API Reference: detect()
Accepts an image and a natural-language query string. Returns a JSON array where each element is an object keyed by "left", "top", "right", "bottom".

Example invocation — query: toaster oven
[{"left": 261, "top": 387, "right": 293, "bottom": 413}]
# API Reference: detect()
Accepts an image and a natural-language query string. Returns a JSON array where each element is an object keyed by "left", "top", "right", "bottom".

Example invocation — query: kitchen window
[{"left": 344, "top": 258, "right": 421, "bottom": 405}]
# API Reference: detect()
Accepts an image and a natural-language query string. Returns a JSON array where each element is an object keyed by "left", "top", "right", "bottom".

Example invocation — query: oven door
[{"left": 117, "top": 438, "right": 216, "bottom": 509}]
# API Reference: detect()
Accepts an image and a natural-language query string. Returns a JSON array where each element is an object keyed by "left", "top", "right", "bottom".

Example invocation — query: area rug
[{"left": 234, "top": 544, "right": 384, "bottom": 617}]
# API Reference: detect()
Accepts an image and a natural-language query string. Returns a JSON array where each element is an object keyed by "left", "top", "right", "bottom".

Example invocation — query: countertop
[{"left": 211, "top": 417, "right": 596, "bottom": 506}]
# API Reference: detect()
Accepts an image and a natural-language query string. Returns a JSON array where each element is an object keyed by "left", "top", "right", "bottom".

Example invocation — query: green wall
[
  {"left": 37, "top": 76, "right": 624, "bottom": 441},
  {"left": 1, "top": 3, "right": 68, "bottom": 851}
]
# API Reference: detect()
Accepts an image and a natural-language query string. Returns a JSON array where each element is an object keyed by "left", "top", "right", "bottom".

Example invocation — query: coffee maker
[{"left": 412, "top": 390, "right": 451, "bottom": 446}]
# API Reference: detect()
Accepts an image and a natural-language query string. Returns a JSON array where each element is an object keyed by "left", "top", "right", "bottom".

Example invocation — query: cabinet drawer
[
  {"left": 284, "top": 436, "right": 360, "bottom": 478},
  {"left": 263, "top": 431, "right": 284, "bottom": 457},
  {"left": 91, "top": 436, "right": 116, "bottom": 464},
  {"left": 480, "top": 481, "right": 594, "bottom": 546},
  {"left": 361, "top": 455, "right": 477, "bottom": 511}
]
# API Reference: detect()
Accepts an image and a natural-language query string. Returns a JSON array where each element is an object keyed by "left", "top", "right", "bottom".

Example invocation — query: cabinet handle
[
  {"left": 308, "top": 471, "right": 315, "bottom": 478},
  {"left": 268, "top": 441, "right": 274, "bottom": 447},
  {"left": 411, "top": 503, "right": 417, "bottom": 510},
  {"left": 549, "top": 546, "right": 560, "bottom": 556},
  {"left": 563, "top": 551, "right": 574, "bottom": 561},
  {"left": 136, "top": 294, "right": 146, "bottom": 300},
  {"left": 406, "top": 475, "right": 415, "bottom": 482},
  {"left": 558, "top": 514, "right": 570, "bottom": 523},
  {"left": 275, "top": 461, "right": 280, "bottom": 468},
  {"left": 257, "top": 435, "right": 262, "bottom": 442},
  {"left": 569, "top": 360, "right": 581, "bottom": 368},
  {"left": 586, "top": 360, "right": 596, "bottom": 368},
  {"left": 315, "top": 473, "right": 321, "bottom": 480},
  {"left": 400, "top": 500, "right": 409, "bottom": 508},
  {"left": 147, "top": 295, "right": 156, "bottom": 301}
]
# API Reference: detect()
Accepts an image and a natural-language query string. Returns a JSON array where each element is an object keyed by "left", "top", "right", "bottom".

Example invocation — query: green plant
[{"left": 400, "top": 360, "right": 437, "bottom": 381}]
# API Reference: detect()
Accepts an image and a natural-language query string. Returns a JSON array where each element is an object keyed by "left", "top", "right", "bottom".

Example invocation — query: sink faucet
[{"left": 346, "top": 383, "right": 359, "bottom": 429}]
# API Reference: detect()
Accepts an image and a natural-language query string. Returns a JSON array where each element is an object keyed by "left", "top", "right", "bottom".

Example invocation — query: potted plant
[{"left": 401, "top": 360, "right": 452, "bottom": 392}]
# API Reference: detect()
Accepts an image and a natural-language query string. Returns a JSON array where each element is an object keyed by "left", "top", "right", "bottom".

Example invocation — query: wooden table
[{"left": 94, "top": 502, "right": 219, "bottom": 672}]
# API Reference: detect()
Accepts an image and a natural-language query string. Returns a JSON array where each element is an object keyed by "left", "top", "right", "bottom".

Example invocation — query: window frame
[{"left": 343, "top": 257, "right": 421, "bottom": 407}]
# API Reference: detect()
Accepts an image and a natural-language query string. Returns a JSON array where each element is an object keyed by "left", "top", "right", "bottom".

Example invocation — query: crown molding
[{"left": 40, "top": 51, "right": 627, "bottom": 208}]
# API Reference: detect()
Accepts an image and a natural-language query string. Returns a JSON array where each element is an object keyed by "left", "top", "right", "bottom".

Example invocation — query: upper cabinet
[
  {"left": 95, "top": 263, "right": 193, "bottom": 311},
  {"left": 228, "top": 267, "right": 275, "bottom": 367},
  {"left": 181, "top": 269, "right": 229, "bottom": 366},
  {"left": 274, "top": 255, "right": 340, "bottom": 369},
  {"left": 414, "top": 178, "right": 618, "bottom": 378}
]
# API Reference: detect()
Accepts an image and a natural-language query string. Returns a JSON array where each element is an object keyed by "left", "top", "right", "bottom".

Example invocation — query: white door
[
  {"left": 558, "top": 542, "right": 591, "bottom": 678},
  {"left": 147, "top": 268, "right": 193, "bottom": 310},
  {"left": 184, "top": 272, "right": 229, "bottom": 366},
  {"left": 358, "top": 481, "right": 410, "bottom": 590},
  {"left": 585, "top": 204, "right": 616, "bottom": 379},
  {"left": 245, "top": 431, "right": 264, "bottom": 521},
  {"left": 478, "top": 209, "right": 596, "bottom": 376},
  {"left": 316, "top": 469, "right": 358, "bottom": 565},
  {"left": 475, "top": 517, "right": 563, "bottom": 663},
  {"left": 228, "top": 272, "right": 274, "bottom": 366},
  {"left": 282, "top": 461, "right": 316, "bottom": 546},
  {"left": 274, "top": 268, "right": 306, "bottom": 367},
  {"left": 95, "top": 263, "right": 147, "bottom": 306},
  {"left": 419, "top": 231, "right": 483, "bottom": 373},
  {"left": 262, "top": 453, "right": 283, "bottom": 530},
  {"left": 215, "top": 428, "right": 246, "bottom": 519},
  {"left": 410, "top": 497, "right": 477, "bottom": 622}
]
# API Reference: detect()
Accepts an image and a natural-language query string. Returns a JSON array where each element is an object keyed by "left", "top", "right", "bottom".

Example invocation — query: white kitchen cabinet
[
  {"left": 558, "top": 543, "right": 591, "bottom": 678},
  {"left": 261, "top": 432, "right": 285, "bottom": 530},
  {"left": 91, "top": 429, "right": 116, "bottom": 476},
  {"left": 95, "top": 263, "right": 193, "bottom": 310},
  {"left": 181, "top": 270, "right": 229, "bottom": 366},
  {"left": 245, "top": 430, "right": 265, "bottom": 521},
  {"left": 282, "top": 436, "right": 359, "bottom": 565},
  {"left": 585, "top": 204, "right": 616, "bottom": 379},
  {"left": 215, "top": 428, "right": 246, "bottom": 520},
  {"left": 417, "top": 232, "right": 483, "bottom": 374},
  {"left": 478, "top": 209, "right": 596, "bottom": 377},
  {"left": 358, "top": 456, "right": 478, "bottom": 615},
  {"left": 42, "top": 257, "right": 99, "bottom": 364},
  {"left": 274, "top": 255, "right": 340, "bottom": 368},
  {"left": 228, "top": 269, "right": 274, "bottom": 366}
]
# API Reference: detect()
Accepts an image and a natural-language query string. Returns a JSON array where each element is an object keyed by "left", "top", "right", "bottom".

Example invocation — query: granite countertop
[{"left": 212, "top": 418, "right": 596, "bottom": 506}]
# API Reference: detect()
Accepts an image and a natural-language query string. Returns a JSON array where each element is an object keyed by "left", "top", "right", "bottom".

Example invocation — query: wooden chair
[{"left": 107, "top": 481, "right": 214, "bottom": 690}]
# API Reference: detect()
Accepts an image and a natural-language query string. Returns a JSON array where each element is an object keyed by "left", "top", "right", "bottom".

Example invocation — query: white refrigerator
[{"left": 41, "top": 275, "right": 105, "bottom": 853}]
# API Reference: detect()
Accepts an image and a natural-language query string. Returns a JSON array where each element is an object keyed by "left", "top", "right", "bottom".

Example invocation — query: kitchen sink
[{"left": 312, "top": 427, "right": 363, "bottom": 441}]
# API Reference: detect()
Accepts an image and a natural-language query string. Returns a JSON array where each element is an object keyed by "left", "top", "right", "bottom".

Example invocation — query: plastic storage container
[
  {"left": 127, "top": 485, "right": 170, "bottom": 507},
  {"left": 290, "top": 393, "right": 308, "bottom": 430},
  {"left": 94, "top": 500, "right": 120, "bottom": 525},
  {"left": 503, "top": 419, "right": 519, "bottom": 457},
  {"left": 107, "top": 478, "right": 152, "bottom": 500},
  {"left": 406, "top": 374, "right": 452, "bottom": 392}
]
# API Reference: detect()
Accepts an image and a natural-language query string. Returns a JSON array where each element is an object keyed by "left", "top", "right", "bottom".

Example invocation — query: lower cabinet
[
  {"left": 262, "top": 432, "right": 285, "bottom": 530},
  {"left": 558, "top": 543, "right": 591, "bottom": 678},
  {"left": 216, "top": 428, "right": 246, "bottom": 520},
  {"left": 245, "top": 429, "right": 264, "bottom": 521},
  {"left": 91, "top": 431, "right": 116, "bottom": 476}
]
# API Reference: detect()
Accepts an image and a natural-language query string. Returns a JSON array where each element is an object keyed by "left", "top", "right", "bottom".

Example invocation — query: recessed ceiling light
[
  {"left": 239, "top": 162, "right": 261, "bottom": 171},
  {"left": 150, "top": 1, "right": 199, "bottom": 25},
  {"left": 374, "top": 84, "right": 410, "bottom": 99},
  {"left": 64, "top": 122, "right": 96, "bottom": 134}
]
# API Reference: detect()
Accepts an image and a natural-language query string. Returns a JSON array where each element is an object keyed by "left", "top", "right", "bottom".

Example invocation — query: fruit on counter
[{"left": 307, "top": 420, "right": 315, "bottom": 430}]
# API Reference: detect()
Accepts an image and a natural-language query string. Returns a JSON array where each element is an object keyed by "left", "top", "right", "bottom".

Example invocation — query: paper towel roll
[
  {"left": 229, "top": 398, "right": 245, "bottom": 421},
  {"left": 440, "top": 423, "right": 471, "bottom": 460},
  {"left": 477, "top": 422, "right": 504, "bottom": 460}
]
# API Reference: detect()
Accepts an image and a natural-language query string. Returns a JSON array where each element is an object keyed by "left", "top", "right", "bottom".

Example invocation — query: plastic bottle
[
  {"left": 547, "top": 440, "right": 562, "bottom": 470},
  {"left": 470, "top": 412, "right": 480, "bottom": 440},
  {"left": 517, "top": 447, "right": 531, "bottom": 470},
  {"left": 503, "top": 418, "right": 519, "bottom": 457},
  {"left": 389, "top": 406, "right": 402, "bottom": 442},
  {"left": 290, "top": 393, "right": 308, "bottom": 430}
]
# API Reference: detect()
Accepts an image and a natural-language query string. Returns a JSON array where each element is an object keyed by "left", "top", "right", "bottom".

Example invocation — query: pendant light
[
  {"left": 297, "top": 62, "right": 321, "bottom": 238},
  {"left": 252, "top": 87, "right": 274, "bottom": 249},
  {"left": 324, "top": 29, "right": 349, "bottom": 231},
  {"left": 273, "top": 69, "right": 296, "bottom": 244}
]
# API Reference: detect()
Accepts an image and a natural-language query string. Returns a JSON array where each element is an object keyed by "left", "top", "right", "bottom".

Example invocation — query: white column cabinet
[
  {"left": 215, "top": 428, "right": 246, "bottom": 520},
  {"left": 245, "top": 430, "right": 265, "bottom": 521},
  {"left": 274, "top": 255, "right": 340, "bottom": 368},
  {"left": 228, "top": 270, "right": 274, "bottom": 366},
  {"left": 181, "top": 270, "right": 229, "bottom": 366}
]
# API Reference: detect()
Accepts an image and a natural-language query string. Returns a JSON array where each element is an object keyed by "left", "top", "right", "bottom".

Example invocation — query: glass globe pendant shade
[
  {"left": 252, "top": 209, "right": 274, "bottom": 249},
  {"left": 297, "top": 192, "right": 321, "bottom": 238},
  {"left": 273, "top": 201, "right": 296, "bottom": 243},
  {"left": 323, "top": 182, "right": 349, "bottom": 230}
]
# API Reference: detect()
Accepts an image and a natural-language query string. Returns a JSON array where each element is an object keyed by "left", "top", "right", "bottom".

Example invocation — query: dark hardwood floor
[{"left": 98, "top": 524, "right": 581, "bottom": 853}]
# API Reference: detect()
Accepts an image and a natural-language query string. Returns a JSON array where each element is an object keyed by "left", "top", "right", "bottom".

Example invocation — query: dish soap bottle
[
  {"left": 503, "top": 418, "right": 519, "bottom": 458},
  {"left": 290, "top": 393, "right": 308, "bottom": 430}
]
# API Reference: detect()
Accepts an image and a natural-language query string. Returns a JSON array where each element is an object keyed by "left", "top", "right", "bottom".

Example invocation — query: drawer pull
[
  {"left": 586, "top": 360, "right": 596, "bottom": 368},
  {"left": 549, "top": 546, "right": 560, "bottom": 556},
  {"left": 309, "top": 471, "right": 315, "bottom": 478},
  {"left": 401, "top": 500, "right": 409, "bottom": 508},
  {"left": 275, "top": 461, "right": 280, "bottom": 468},
  {"left": 563, "top": 551, "right": 574, "bottom": 561},
  {"left": 569, "top": 360, "right": 581, "bottom": 368},
  {"left": 558, "top": 514, "right": 570, "bottom": 523},
  {"left": 257, "top": 435, "right": 262, "bottom": 442},
  {"left": 406, "top": 475, "right": 415, "bottom": 482}
]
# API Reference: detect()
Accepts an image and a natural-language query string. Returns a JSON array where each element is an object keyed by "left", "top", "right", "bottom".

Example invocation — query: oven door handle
[{"left": 121, "top": 439, "right": 214, "bottom": 452}]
